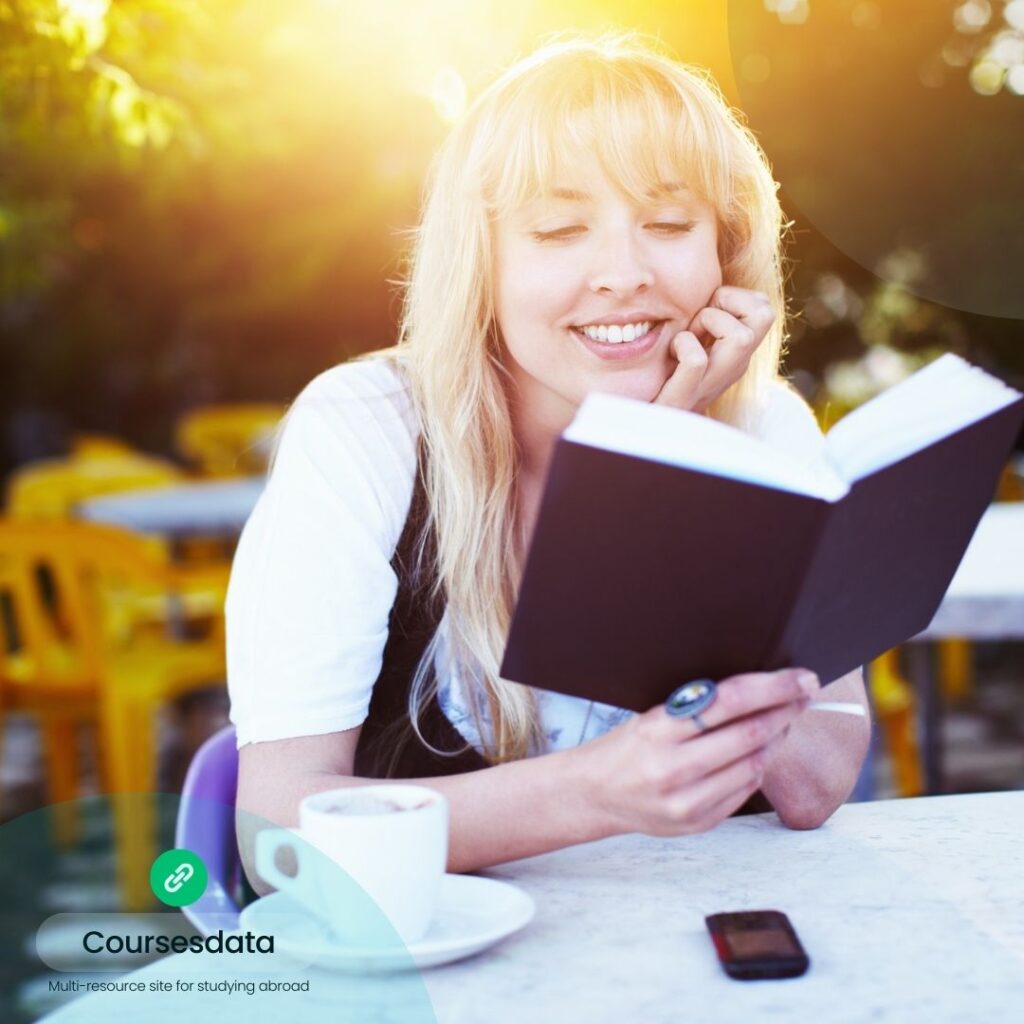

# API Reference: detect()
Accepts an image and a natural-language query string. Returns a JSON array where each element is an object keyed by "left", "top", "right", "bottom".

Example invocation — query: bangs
[{"left": 476, "top": 54, "right": 733, "bottom": 219}]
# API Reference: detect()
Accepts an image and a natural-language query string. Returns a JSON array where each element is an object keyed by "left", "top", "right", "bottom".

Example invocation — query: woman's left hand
[{"left": 653, "top": 286, "right": 775, "bottom": 413}]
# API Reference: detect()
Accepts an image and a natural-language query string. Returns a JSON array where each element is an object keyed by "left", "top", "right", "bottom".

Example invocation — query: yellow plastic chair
[
  {"left": 0, "top": 520, "right": 227, "bottom": 909},
  {"left": 868, "top": 649, "right": 924, "bottom": 797},
  {"left": 4, "top": 453, "right": 185, "bottom": 521},
  {"left": 937, "top": 638, "right": 972, "bottom": 705},
  {"left": 175, "top": 403, "right": 285, "bottom": 478},
  {"left": 70, "top": 434, "right": 139, "bottom": 460},
  {"left": 3, "top": 452, "right": 231, "bottom": 634},
  {"left": 996, "top": 458, "right": 1024, "bottom": 501}
]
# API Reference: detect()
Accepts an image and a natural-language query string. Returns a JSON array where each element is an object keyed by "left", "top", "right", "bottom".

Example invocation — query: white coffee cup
[{"left": 255, "top": 785, "right": 448, "bottom": 946}]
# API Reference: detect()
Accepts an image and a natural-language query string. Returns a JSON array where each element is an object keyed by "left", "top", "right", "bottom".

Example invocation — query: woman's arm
[
  {"left": 236, "top": 728, "right": 602, "bottom": 889},
  {"left": 236, "top": 667, "right": 818, "bottom": 888},
  {"left": 759, "top": 668, "right": 872, "bottom": 830}
]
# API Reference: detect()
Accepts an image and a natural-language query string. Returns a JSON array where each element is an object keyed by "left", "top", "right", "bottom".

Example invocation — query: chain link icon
[
  {"left": 163, "top": 862, "right": 195, "bottom": 894},
  {"left": 151, "top": 848, "right": 207, "bottom": 906}
]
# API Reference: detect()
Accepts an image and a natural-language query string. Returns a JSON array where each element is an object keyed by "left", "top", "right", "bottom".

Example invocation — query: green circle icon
[{"left": 150, "top": 849, "right": 208, "bottom": 907}]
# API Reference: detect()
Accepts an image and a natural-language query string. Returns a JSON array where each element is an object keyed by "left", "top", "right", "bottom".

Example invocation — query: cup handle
[{"left": 254, "top": 828, "right": 324, "bottom": 914}]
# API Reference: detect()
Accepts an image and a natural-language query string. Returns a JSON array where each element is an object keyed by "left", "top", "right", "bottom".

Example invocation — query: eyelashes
[
  {"left": 648, "top": 221, "right": 697, "bottom": 236},
  {"left": 531, "top": 226, "right": 584, "bottom": 242},
  {"left": 530, "top": 221, "right": 697, "bottom": 243}
]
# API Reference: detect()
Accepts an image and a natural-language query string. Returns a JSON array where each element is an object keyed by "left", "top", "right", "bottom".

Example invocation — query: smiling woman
[
  {"left": 228, "top": 32, "right": 870, "bottom": 886},
  {"left": 495, "top": 169, "right": 724, "bottom": 454}
]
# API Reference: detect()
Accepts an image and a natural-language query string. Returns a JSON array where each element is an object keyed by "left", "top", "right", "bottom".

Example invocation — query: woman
[{"left": 228, "top": 34, "right": 870, "bottom": 882}]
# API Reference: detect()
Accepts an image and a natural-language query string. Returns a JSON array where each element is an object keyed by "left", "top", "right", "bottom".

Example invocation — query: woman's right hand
[{"left": 570, "top": 668, "right": 820, "bottom": 838}]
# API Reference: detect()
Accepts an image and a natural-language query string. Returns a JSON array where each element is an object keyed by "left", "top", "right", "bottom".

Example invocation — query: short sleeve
[
  {"left": 752, "top": 379, "right": 826, "bottom": 465},
  {"left": 226, "top": 360, "right": 418, "bottom": 747}
]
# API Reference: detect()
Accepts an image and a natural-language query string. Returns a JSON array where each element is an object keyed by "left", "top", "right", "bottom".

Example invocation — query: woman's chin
[{"left": 584, "top": 367, "right": 674, "bottom": 406}]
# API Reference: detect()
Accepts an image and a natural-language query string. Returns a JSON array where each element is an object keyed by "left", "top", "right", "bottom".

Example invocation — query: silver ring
[{"left": 665, "top": 679, "right": 717, "bottom": 731}]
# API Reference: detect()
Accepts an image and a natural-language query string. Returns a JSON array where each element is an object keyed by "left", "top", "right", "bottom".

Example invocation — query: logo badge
[{"left": 150, "top": 849, "right": 208, "bottom": 907}]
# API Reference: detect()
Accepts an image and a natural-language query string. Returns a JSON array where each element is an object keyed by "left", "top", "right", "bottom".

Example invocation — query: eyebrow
[{"left": 546, "top": 182, "right": 690, "bottom": 202}]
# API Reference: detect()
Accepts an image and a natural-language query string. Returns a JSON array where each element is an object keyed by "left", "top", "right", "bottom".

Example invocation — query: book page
[
  {"left": 823, "top": 354, "right": 1022, "bottom": 482},
  {"left": 563, "top": 395, "right": 848, "bottom": 501}
]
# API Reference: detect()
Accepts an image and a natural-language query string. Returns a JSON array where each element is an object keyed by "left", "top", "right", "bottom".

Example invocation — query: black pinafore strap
[{"left": 353, "top": 447, "right": 488, "bottom": 779}]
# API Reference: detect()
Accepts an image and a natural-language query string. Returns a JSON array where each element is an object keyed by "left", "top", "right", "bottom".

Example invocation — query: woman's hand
[
  {"left": 653, "top": 286, "right": 775, "bottom": 413},
  {"left": 570, "top": 668, "right": 820, "bottom": 839}
]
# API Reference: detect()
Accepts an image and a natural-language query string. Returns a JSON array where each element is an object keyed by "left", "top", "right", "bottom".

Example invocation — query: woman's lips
[{"left": 571, "top": 319, "right": 670, "bottom": 362}]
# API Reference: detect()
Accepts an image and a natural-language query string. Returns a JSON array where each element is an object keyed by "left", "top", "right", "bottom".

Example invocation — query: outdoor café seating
[
  {"left": 4, "top": 452, "right": 185, "bottom": 523},
  {"left": 174, "top": 404, "right": 286, "bottom": 479},
  {"left": 0, "top": 520, "right": 227, "bottom": 909}
]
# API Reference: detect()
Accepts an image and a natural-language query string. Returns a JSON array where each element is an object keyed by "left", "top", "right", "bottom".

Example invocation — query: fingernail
[{"left": 796, "top": 670, "right": 820, "bottom": 695}]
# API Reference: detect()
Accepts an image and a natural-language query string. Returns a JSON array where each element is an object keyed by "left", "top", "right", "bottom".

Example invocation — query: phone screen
[{"left": 724, "top": 927, "right": 801, "bottom": 960}]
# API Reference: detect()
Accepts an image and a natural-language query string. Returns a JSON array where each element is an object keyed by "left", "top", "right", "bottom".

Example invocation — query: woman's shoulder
[
  {"left": 297, "top": 353, "right": 414, "bottom": 422},
  {"left": 284, "top": 355, "right": 417, "bottom": 454},
  {"left": 227, "top": 352, "right": 419, "bottom": 748},
  {"left": 269, "top": 354, "right": 420, "bottom": 534}
]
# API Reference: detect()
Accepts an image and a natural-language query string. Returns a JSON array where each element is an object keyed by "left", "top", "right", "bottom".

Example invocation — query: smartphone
[{"left": 705, "top": 910, "right": 810, "bottom": 980}]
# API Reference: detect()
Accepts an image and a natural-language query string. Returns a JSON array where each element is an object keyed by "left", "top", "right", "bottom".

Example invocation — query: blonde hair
[{"left": 367, "top": 32, "right": 789, "bottom": 764}]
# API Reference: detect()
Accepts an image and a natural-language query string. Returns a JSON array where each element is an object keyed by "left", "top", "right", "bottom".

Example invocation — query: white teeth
[{"left": 577, "top": 320, "right": 654, "bottom": 344}]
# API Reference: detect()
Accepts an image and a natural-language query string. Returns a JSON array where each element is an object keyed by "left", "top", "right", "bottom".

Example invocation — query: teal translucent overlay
[
  {"left": 728, "top": 0, "right": 1024, "bottom": 320},
  {"left": 0, "top": 794, "right": 437, "bottom": 1023}
]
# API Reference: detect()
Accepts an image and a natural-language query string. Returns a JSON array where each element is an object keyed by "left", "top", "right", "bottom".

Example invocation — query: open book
[{"left": 500, "top": 355, "right": 1024, "bottom": 707}]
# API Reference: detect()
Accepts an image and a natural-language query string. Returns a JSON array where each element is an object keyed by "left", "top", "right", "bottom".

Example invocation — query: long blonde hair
[{"left": 368, "top": 32, "right": 789, "bottom": 763}]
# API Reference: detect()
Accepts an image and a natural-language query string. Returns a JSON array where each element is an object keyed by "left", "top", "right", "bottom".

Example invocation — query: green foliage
[{"left": 0, "top": 1, "right": 1020, "bottom": 475}]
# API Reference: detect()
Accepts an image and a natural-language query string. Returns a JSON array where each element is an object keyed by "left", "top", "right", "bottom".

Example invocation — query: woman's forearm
[
  {"left": 421, "top": 747, "right": 611, "bottom": 872},
  {"left": 237, "top": 744, "right": 607, "bottom": 887},
  {"left": 760, "top": 668, "right": 872, "bottom": 829}
]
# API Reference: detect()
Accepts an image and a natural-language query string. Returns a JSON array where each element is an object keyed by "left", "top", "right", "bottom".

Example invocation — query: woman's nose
[{"left": 587, "top": 231, "right": 655, "bottom": 297}]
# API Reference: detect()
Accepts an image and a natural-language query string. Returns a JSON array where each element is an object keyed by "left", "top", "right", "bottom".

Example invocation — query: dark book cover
[{"left": 500, "top": 399, "right": 1024, "bottom": 710}]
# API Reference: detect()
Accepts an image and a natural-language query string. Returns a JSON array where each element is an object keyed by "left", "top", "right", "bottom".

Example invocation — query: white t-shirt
[{"left": 226, "top": 358, "right": 825, "bottom": 751}]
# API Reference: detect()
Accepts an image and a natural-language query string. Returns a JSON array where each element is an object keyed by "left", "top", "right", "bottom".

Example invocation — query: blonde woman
[{"left": 228, "top": 34, "right": 870, "bottom": 882}]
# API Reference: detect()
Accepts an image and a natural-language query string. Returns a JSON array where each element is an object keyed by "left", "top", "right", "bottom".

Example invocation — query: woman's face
[{"left": 494, "top": 164, "right": 723, "bottom": 430}]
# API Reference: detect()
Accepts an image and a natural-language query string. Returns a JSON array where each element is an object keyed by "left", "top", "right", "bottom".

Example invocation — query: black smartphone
[{"left": 705, "top": 910, "right": 810, "bottom": 980}]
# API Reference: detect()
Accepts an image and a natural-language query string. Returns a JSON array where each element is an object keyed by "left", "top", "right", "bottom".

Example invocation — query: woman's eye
[
  {"left": 531, "top": 225, "right": 585, "bottom": 242},
  {"left": 648, "top": 221, "right": 696, "bottom": 235}
]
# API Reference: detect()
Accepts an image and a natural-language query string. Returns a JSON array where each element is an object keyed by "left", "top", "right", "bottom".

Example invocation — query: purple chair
[{"left": 174, "top": 724, "right": 242, "bottom": 934}]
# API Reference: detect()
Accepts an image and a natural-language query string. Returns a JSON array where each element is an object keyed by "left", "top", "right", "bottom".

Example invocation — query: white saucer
[{"left": 239, "top": 874, "right": 535, "bottom": 972}]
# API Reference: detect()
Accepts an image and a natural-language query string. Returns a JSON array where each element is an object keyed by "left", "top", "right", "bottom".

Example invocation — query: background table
[
  {"left": 76, "top": 477, "right": 265, "bottom": 540},
  {"left": 40, "top": 792, "right": 1024, "bottom": 1023},
  {"left": 910, "top": 502, "right": 1024, "bottom": 792},
  {"left": 916, "top": 502, "right": 1024, "bottom": 640}
]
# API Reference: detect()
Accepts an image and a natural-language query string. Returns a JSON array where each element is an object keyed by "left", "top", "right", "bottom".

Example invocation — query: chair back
[
  {"left": 175, "top": 725, "right": 241, "bottom": 934},
  {"left": 70, "top": 434, "right": 139, "bottom": 460},
  {"left": 175, "top": 404, "right": 285, "bottom": 478},
  {"left": 5, "top": 454, "right": 184, "bottom": 520},
  {"left": 0, "top": 520, "right": 172, "bottom": 688}
]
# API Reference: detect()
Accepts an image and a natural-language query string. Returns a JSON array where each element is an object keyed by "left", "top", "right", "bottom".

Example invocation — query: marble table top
[{"left": 40, "top": 792, "right": 1023, "bottom": 1024}]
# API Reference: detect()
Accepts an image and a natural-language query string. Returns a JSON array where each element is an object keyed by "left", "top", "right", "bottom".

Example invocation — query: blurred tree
[
  {"left": 0, "top": 0, "right": 1020, "bottom": 477},
  {"left": 0, "top": 1, "right": 446, "bottom": 471}
]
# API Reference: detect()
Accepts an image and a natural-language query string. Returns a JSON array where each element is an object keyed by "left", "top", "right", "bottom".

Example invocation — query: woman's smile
[{"left": 569, "top": 317, "right": 671, "bottom": 362}]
